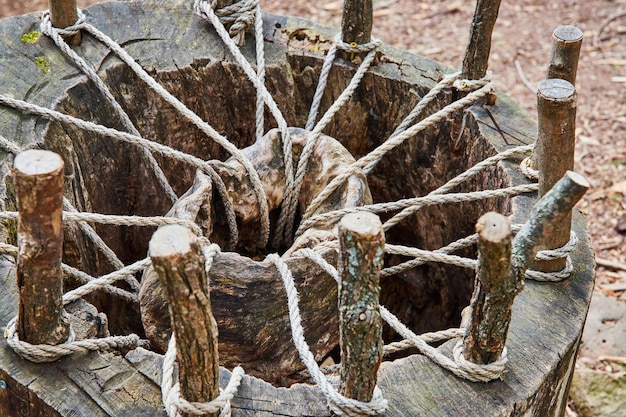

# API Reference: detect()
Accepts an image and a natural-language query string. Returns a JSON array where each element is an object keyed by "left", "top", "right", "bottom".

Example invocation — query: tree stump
[{"left": 0, "top": 1, "right": 594, "bottom": 416}]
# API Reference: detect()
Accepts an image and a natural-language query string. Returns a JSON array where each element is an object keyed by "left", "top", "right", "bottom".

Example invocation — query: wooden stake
[
  {"left": 49, "top": 0, "right": 81, "bottom": 45},
  {"left": 149, "top": 225, "right": 219, "bottom": 417},
  {"left": 461, "top": 0, "right": 502, "bottom": 80},
  {"left": 534, "top": 78, "right": 577, "bottom": 272},
  {"left": 341, "top": 0, "right": 373, "bottom": 61},
  {"left": 338, "top": 212, "right": 384, "bottom": 404},
  {"left": 14, "top": 150, "right": 70, "bottom": 346},
  {"left": 463, "top": 212, "right": 518, "bottom": 364},
  {"left": 546, "top": 25, "right": 583, "bottom": 85}
]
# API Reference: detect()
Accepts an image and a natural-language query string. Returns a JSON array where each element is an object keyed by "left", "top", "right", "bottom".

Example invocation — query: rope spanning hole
[{"left": 0, "top": 2, "right": 582, "bottom": 416}]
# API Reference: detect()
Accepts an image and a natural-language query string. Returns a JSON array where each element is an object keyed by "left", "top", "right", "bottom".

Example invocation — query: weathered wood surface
[
  {"left": 14, "top": 150, "right": 70, "bottom": 346},
  {"left": 0, "top": 1, "right": 594, "bottom": 416}
]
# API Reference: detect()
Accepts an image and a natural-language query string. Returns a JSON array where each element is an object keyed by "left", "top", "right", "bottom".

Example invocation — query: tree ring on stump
[{"left": 0, "top": 1, "right": 595, "bottom": 416}]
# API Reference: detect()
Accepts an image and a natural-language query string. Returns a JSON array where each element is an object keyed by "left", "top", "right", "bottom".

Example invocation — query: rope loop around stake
[
  {"left": 162, "top": 333, "right": 244, "bottom": 417},
  {"left": 333, "top": 32, "right": 382, "bottom": 53},
  {"left": 40, "top": 9, "right": 87, "bottom": 37},
  {"left": 525, "top": 231, "right": 578, "bottom": 282},
  {"left": 194, "top": 0, "right": 259, "bottom": 46},
  {"left": 4, "top": 317, "right": 147, "bottom": 363},
  {"left": 520, "top": 156, "right": 540, "bottom": 181}
]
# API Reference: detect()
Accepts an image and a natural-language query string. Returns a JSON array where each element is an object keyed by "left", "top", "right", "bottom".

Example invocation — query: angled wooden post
[
  {"left": 546, "top": 25, "right": 583, "bottom": 85},
  {"left": 14, "top": 149, "right": 70, "bottom": 346},
  {"left": 149, "top": 225, "right": 220, "bottom": 417},
  {"left": 463, "top": 212, "right": 518, "bottom": 364},
  {"left": 461, "top": 0, "right": 502, "bottom": 80},
  {"left": 49, "top": 0, "right": 81, "bottom": 45},
  {"left": 338, "top": 212, "right": 384, "bottom": 405},
  {"left": 534, "top": 79, "right": 577, "bottom": 272}
]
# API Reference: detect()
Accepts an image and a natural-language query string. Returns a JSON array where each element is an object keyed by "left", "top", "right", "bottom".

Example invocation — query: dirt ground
[{"left": 1, "top": 0, "right": 625, "bottom": 414}]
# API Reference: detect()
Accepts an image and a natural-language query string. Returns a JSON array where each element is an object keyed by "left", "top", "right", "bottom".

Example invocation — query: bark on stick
[
  {"left": 461, "top": 0, "right": 502, "bottom": 80},
  {"left": 512, "top": 171, "right": 589, "bottom": 277},
  {"left": 463, "top": 212, "right": 519, "bottom": 364},
  {"left": 14, "top": 149, "right": 70, "bottom": 346},
  {"left": 338, "top": 212, "right": 384, "bottom": 404},
  {"left": 341, "top": 0, "right": 373, "bottom": 61},
  {"left": 534, "top": 79, "right": 577, "bottom": 272},
  {"left": 149, "top": 225, "right": 219, "bottom": 417},
  {"left": 546, "top": 25, "right": 583, "bottom": 85},
  {"left": 49, "top": 0, "right": 81, "bottom": 45}
]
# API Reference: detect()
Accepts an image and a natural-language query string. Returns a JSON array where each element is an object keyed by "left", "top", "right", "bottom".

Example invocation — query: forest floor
[{"left": 1, "top": 0, "right": 625, "bottom": 415}]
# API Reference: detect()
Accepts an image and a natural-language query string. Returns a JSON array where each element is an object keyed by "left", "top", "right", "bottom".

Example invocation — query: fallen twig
[
  {"left": 514, "top": 58, "right": 536, "bottom": 93},
  {"left": 596, "top": 257, "right": 626, "bottom": 272}
]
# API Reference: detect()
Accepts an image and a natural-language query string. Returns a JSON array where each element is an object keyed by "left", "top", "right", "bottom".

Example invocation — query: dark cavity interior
[{"left": 40, "top": 54, "right": 510, "bottom": 348}]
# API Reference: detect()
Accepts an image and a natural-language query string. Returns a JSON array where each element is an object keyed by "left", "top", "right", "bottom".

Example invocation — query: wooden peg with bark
[
  {"left": 546, "top": 25, "right": 583, "bottom": 84},
  {"left": 49, "top": 0, "right": 81, "bottom": 45},
  {"left": 148, "top": 225, "right": 220, "bottom": 417},
  {"left": 461, "top": 0, "right": 502, "bottom": 80},
  {"left": 463, "top": 212, "right": 518, "bottom": 364},
  {"left": 338, "top": 211, "right": 384, "bottom": 405},
  {"left": 341, "top": 0, "right": 373, "bottom": 61},
  {"left": 533, "top": 79, "right": 577, "bottom": 272},
  {"left": 14, "top": 149, "right": 70, "bottom": 346}
]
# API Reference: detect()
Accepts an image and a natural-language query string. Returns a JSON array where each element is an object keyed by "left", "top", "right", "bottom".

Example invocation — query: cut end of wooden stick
[
  {"left": 476, "top": 212, "right": 511, "bottom": 243},
  {"left": 538, "top": 79, "right": 576, "bottom": 101},
  {"left": 14, "top": 149, "right": 64, "bottom": 176},
  {"left": 340, "top": 211, "right": 383, "bottom": 237},
  {"left": 149, "top": 224, "right": 196, "bottom": 258},
  {"left": 564, "top": 170, "right": 590, "bottom": 190},
  {"left": 553, "top": 25, "right": 583, "bottom": 43}
]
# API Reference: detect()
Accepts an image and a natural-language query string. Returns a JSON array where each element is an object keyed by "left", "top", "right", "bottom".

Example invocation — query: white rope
[
  {"left": 41, "top": 11, "right": 178, "bottom": 204},
  {"left": 276, "top": 33, "right": 382, "bottom": 246},
  {"left": 267, "top": 253, "right": 388, "bottom": 416},
  {"left": 298, "top": 183, "right": 538, "bottom": 234},
  {"left": 162, "top": 334, "right": 244, "bottom": 417},
  {"left": 210, "top": 0, "right": 258, "bottom": 45},
  {"left": 0, "top": 94, "right": 240, "bottom": 249},
  {"left": 520, "top": 156, "right": 539, "bottom": 181},
  {"left": 299, "top": 79, "right": 497, "bottom": 224},
  {"left": 76, "top": 17, "right": 265, "bottom": 248},
  {"left": 4, "top": 317, "right": 146, "bottom": 363},
  {"left": 524, "top": 231, "right": 578, "bottom": 282},
  {"left": 294, "top": 249, "right": 505, "bottom": 383}
]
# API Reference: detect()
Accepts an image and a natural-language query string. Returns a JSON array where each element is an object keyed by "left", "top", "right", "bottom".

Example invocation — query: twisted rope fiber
[
  {"left": 210, "top": 0, "right": 258, "bottom": 45},
  {"left": 295, "top": 248, "right": 505, "bottom": 383},
  {"left": 194, "top": 0, "right": 296, "bottom": 246},
  {"left": 520, "top": 156, "right": 539, "bottom": 180},
  {"left": 299, "top": 80, "right": 497, "bottom": 226},
  {"left": 41, "top": 11, "right": 178, "bottom": 205},
  {"left": 75, "top": 16, "right": 258, "bottom": 246},
  {"left": 267, "top": 253, "right": 388, "bottom": 416},
  {"left": 299, "top": 183, "right": 538, "bottom": 232},
  {"left": 383, "top": 144, "right": 534, "bottom": 231},
  {"left": 0, "top": 93, "right": 240, "bottom": 249},
  {"left": 4, "top": 317, "right": 146, "bottom": 363},
  {"left": 277, "top": 33, "right": 381, "bottom": 245},
  {"left": 0, "top": 135, "right": 141, "bottom": 291},
  {"left": 162, "top": 334, "right": 244, "bottom": 417}
]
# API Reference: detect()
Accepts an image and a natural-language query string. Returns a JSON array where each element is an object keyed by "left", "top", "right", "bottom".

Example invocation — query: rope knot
[
  {"left": 525, "top": 231, "right": 578, "bottom": 282},
  {"left": 520, "top": 156, "right": 539, "bottom": 181},
  {"left": 162, "top": 334, "right": 244, "bottom": 417},
  {"left": 334, "top": 33, "right": 382, "bottom": 54},
  {"left": 452, "top": 340, "right": 508, "bottom": 382},
  {"left": 41, "top": 9, "right": 87, "bottom": 37},
  {"left": 195, "top": 0, "right": 259, "bottom": 46}
]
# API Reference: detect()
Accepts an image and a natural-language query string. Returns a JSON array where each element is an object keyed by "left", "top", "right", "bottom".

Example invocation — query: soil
[{"left": 1, "top": 0, "right": 625, "bottom": 414}]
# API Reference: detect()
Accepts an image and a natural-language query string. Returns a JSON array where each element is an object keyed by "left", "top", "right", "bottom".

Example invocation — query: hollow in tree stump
[{"left": 0, "top": 1, "right": 594, "bottom": 416}]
